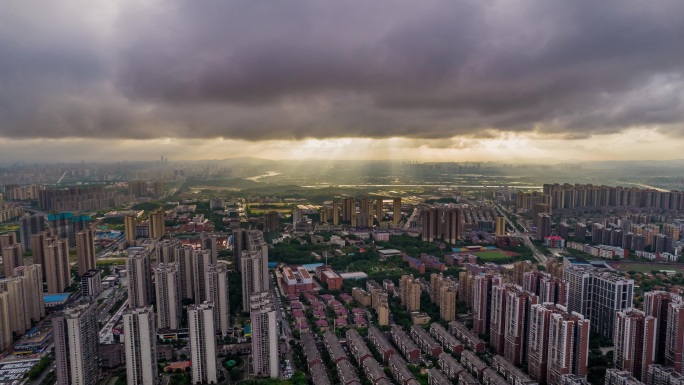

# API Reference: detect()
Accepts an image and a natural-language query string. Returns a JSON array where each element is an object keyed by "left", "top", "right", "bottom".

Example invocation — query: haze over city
[
  {"left": 2, "top": 0, "right": 684, "bottom": 162},
  {"left": 3, "top": 2, "right": 684, "bottom": 385}
]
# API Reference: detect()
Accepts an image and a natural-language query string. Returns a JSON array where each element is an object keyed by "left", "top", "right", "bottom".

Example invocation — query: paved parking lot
[{"left": 0, "top": 360, "right": 38, "bottom": 384}]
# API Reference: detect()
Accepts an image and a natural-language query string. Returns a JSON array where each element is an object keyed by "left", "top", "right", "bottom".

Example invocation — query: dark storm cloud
[{"left": 1, "top": 0, "right": 684, "bottom": 140}]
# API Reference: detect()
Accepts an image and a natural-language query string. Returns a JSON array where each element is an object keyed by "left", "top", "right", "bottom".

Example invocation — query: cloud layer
[{"left": 1, "top": 0, "right": 684, "bottom": 141}]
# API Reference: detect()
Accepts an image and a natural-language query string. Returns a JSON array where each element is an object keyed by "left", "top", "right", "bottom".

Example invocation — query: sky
[{"left": 1, "top": 0, "right": 684, "bottom": 163}]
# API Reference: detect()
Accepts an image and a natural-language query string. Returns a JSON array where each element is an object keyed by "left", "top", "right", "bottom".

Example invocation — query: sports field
[
  {"left": 609, "top": 261, "right": 684, "bottom": 274},
  {"left": 473, "top": 250, "right": 514, "bottom": 263}
]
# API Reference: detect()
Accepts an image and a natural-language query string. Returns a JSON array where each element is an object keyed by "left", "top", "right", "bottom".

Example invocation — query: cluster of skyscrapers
[
  {"left": 449, "top": 262, "right": 636, "bottom": 385},
  {"left": 233, "top": 229, "right": 280, "bottom": 378},
  {"left": 318, "top": 197, "right": 402, "bottom": 226},
  {"left": 421, "top": 206, "right": 464, "bottom": 243}
]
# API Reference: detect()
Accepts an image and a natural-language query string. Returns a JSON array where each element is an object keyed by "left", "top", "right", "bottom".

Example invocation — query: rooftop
[{"left": 44, "top": 293, "right": 70, "bottom": 303}]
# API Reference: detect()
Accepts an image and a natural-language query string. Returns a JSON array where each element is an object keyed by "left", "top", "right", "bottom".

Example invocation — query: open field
[{"left": 609, "top": 261, "right": 684, "bottom": 274}]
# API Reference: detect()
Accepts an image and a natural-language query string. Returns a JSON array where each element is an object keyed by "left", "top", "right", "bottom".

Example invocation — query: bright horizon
[{"left": 0, "top": 128, "right": 682, "bottom": 163}]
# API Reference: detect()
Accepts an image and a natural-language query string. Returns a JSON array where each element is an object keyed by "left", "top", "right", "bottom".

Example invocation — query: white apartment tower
[
  {"left": 205, "top": 262, "right": 230, "bottom": 335},
  {"left": 53, "top": 302, "right": 99, "bottom": 385},
  {"left": 14, "top": 264, "right": 45, "bottom": 323},
  {"left": 241, "top": 249, "right": 269, "bottom": 312},
  {"left": 250, "top": 292, "right": 279, "bottom": 378},
  {"left": 126, "top": 249, "right": 153, "bottom": 308},
  {"left": 154, "top": 263, "right": 182, "bottom": 330},
  {"left": 192, "top": 249, "right": 216, "bottom": 303},
  {"left": 189, "top": 303, "right": 218, "bottom": 384},
  {"left": 123, "top": 306, "right": 158, "bottom": 385}
]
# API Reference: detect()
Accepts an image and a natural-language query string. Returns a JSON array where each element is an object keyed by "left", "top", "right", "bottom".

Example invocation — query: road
[
  {"left": 494, "top": 203, "right": 546, "bottom": 263},
  {"left": 30, "top": 362, "right": 56, "bottom": 385},
  {"left": 164, "top": 177, "right": 186, "bottom": 198},
  {"left": 99, "top": 298, "right": 128, "bottom": 344},
  {"left": 403, "top": 207, "right": 420, "bottom": 230},
  {"left": 270, "top": 274, "right": 292, "bottom": 379}
]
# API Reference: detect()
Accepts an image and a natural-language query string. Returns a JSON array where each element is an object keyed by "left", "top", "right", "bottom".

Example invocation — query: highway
[
  {"left": 99, "top": 298, "right": 128, "bottom": 344},
  {"left": 164, "top": 177, "right": 186, "bottom": 198},
  {"left": 403, "top": 207, "right": 420, "bottom": 230},
  {"left": 494, "top": 203, "right": 547, "bottom": 264}
]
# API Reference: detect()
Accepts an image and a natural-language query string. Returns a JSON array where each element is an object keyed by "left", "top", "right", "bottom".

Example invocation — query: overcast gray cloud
[{"left": 1, "top": 0, "right": 684, "bottom": 141}]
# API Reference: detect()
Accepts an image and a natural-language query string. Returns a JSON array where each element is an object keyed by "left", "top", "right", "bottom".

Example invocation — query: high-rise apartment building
[
  {"left": 393, "top": 198, "right": 402, "bottom": 225},
  {"left": 613, "top": 308, "right": 657, "bottom": 382},
  {"left": 53, "top": 302, "right": 100, "bottom": 385},
  {"left": 0, "top": 292, "right": 11, "bottom": 352},
  {"left": 490, "top": 284, "right": 508, "bottom": 355},
  {"left": 430, "top": 273, "right": 458, "bottom": 321},
  {"left": 538, "top": 214, "right": 552, "bottom": 240},
  {"left": 489, "top": 283, "right": 539, "bottom": 364},
  {"left": 206, "top": 262, "right": 230, "bottom": 335},
  {"left": 44, "top": 236, "right": 71, "bottom": 293},
  {"left": 422, "top": 208, "right": 440, "bottom": 242},
  {"left": 127, "top": 249, "right": 153, "bottom": 308},
  {"left": 154, "top": 263, "right": 182, "bottom": 330},
  {"left": 80, "top": 269, "right": 101, "bottom": 299},
  {"left": 157, "top": 239, "right": 180, "bottom": 264},
  {"left": 643, "top": 291, "right": 682, "bottom": 364},
  {"left": 153, "top": 180, "right": 164, "bottom": 198},
  {"left": 76, "top": 227, "right": 96, "bottom": 276},
  {"left": 360, "top": 198, "right": 371, "bottom": 216},
  {"left": 241, "top": 248, "right": 269, "bottom": 312},
  {"left": 188, "top": 303, "right": 218, "bottom": 385},
  {"left": 399, "top": 275, "right": 421, "bottom": 312},
  {"left": 376, "top": 198, "right": 384, "bottom": 223},
  {"left": 19, "top": 213, "right": 45, "bottom": 251},
  {"left": 504, "top": 286, "right": 538, "bottom": 366},
  {"left": 2, "top": 243, "right": 23, "bottom": 278},
  {"left": 440, "top": 286, "right": 458, "bottom": 322},
  {"left": 0, "top": 278, "right": 29, "bottom": 334},
  {"left": 342, "top": 198, "right": 355, "bottom": 223},
  {"left": 176, "top": 245, "right": 195, "bottom": 301},
  {"left": 233, "top": 229, "right": 267, "bottom": 272},
  {"left": 14, "top": 264, "right": 44, "bottom": 323},
  {"left": 533, "top": 204, "right": 552, "bottom": 228},
  {"left": 124, "top": 215, "right": 136, "bottom": 242},
  {"left": 201, "top": 233, "right": 218, "bottom": 261},
  {"left": 263, "top": 211, "right": 280, "bottom": 232},
  {"left": 319, "top": 206, "right": 329, "bottom": 224},
  {"left": 564, "top": 267, "right": 634, "bottom": 339},
  {"left": 192, "top": 249, "right": 216, "bottom": 303},
  {"left": 443, "top": 207, "right": 462, "bottom": 244},
  {"left": 590, "top": 272, "right": 634, "bottom": 339},
  {"left": 495, "top": 216, "right": 506, "bottom": 236},
  {"left": 149, "top": 208, "right": 165, "bottom": 239},
  {"left": 0, "top": 232, "right": 17, "bottom": 251},
  {"left": 563, "top": 267, "right": 592, "bottom": 317},
  {"left": 430, "top": 273, "right": 455, "bottom": 303},
  {"left": 665, "top": 301, "right": 684, "bottom": 373},
  {"left": 332, "top": 199, "right": 340, "bottom": 226},
  {"left": 459, "top": 271, "right": 475, "bottom": 307},
  {"left": 30, "top": 231, "right": 50, "bottom": 276},
  {"left": 128, "top": 179, "right": 147, "bottom": 197},
  {"left": 250, "top": 292, "right": 279, "bottom": 378},
  {"left": 513, "top": 261, "right": 535, "bottom": 286},
  {"left": 528, "top": 303, "right": 590, "bottom": 385},
  {"left": 422, "top": 207, "right": 462, "bottom": 243},
  {"left": 48, "top": 212, "right": 78, "bottom": 244},
  {"left": 473, "top": 274, "right": 502, "bottom": 335},
  {"left": 604, "top": 370, "right": 645, "bottom": 385},
  {"left": 123, "top": 306, "right": 158, "bottom": 385}
]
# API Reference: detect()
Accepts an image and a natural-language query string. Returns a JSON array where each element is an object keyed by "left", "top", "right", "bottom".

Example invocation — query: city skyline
[{"left": 2, "top": 1, "right": 684, "bottom": 163}]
